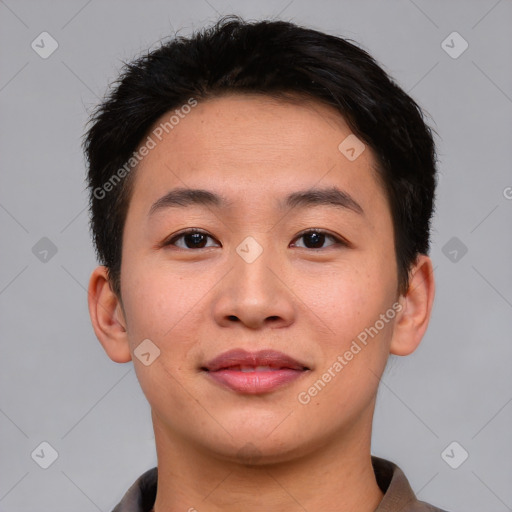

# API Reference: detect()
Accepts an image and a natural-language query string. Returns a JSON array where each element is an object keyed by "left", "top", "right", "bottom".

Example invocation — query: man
[{"left": 85, "top": 15, "right": 448, "bottom": 512}]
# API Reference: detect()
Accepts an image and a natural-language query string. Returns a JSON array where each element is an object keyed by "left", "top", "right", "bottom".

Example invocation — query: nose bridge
[
  {"left": 233, "top": 233, "right": 278, "bottom": 300},
  {"left": 212, "top": 232, "right": 295, "bottom": 328}
]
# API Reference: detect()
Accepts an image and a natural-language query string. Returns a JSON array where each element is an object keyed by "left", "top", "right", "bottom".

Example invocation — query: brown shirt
[{"left": 112, "top": 456, "right": 450, "bottom": 512}]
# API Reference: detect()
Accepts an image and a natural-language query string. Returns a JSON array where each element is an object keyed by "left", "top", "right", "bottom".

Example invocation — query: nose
[{"left": 211, "top": 239, "right": 296, "bottom": 330}]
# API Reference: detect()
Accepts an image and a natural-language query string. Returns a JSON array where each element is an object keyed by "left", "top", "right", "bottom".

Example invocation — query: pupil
[
  {"left": 187, "top": 233, "right": 206, "bottom": 248},
  {"left": 305, "top": 232, "right": 324, "bottom": 248},
  {"left": 183, "top": 232, "right": 326, "bottom": 249}
]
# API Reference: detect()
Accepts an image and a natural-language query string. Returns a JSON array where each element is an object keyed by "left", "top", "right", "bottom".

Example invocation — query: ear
[
  {"left": 87, "top": 266, "right": 132, "bottom": 363},
  {"left": 389, "top": 254, "right": 435, "bottom": 356}
]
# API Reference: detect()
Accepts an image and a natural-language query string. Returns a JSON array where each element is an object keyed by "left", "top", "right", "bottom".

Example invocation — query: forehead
[
  {"left": 128, "top": 93, "right": 387, "bottom": 220},
  {"left": 144, "top": 93, "right": 360, "bottom": 167}
]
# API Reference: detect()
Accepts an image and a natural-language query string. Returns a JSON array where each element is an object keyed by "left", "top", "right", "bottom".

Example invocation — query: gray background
[{"left": 1, "top": 0, "right": 511, "bottom": 511}]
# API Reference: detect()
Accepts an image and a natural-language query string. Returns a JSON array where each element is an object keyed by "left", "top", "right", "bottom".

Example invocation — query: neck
[{"left": 151, "top": 409, "right": 384, "bottom": 512}]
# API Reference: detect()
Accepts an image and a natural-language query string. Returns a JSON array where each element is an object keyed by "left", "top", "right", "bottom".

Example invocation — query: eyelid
[
  {"left": 162, "top": 228, "right": 220, "bottom": 248},
  {"left": 291, "top": 228, "right": 348, "bottom": 248},
  {"left": 162, "top": 228, "right": 348, "bottom": 250}
]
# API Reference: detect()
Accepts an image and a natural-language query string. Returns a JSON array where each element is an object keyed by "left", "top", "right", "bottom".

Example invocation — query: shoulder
[
  {"left": 372, "top": 456, "right": 451, "bottom": 512},
  {"left": 111, "top": 467, "right": 158, "bottom": 512}
]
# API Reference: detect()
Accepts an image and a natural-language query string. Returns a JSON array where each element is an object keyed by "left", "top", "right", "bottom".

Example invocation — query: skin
[{"left": 88, "top": 93, "right": 435, "bottom": 512}]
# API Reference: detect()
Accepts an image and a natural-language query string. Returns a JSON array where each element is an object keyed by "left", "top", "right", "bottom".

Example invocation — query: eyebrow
[
  {"left": 148, "top": 186, "right": 364, "bottom": 216},
  {"left": 283, "top": 187, "right": 364, "bottom": 215}
]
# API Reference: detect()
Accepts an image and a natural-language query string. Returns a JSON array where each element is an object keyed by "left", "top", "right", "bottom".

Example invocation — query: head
[{"left": 85, "top": 16, "right": 436, "bottom": 463}]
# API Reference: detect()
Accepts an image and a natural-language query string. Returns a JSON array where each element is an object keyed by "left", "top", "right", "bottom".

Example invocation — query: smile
[{"left": 203, "top": 349, "right": 310, "bottom": 394}]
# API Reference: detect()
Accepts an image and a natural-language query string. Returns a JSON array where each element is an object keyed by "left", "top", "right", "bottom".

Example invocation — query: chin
[{"left": 199, "top": 426, "right": 320, "bottom": 467}]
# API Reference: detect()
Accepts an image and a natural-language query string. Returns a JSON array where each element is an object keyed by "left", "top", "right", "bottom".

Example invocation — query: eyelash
[{"left": 162, "top": 228, "right": 347, "bottom": 250}]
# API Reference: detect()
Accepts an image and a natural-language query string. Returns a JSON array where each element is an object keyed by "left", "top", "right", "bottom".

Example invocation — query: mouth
[{"left": 202, "top": 349, "right": 310, "bottom": 394}]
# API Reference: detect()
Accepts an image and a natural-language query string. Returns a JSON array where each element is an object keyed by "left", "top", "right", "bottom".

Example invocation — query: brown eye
[
  {"left": 164, "top": 230, "right": 219, "bottom": 249},
  {"left": 292, "top": 229, "right": 345, "bottom": 249}
]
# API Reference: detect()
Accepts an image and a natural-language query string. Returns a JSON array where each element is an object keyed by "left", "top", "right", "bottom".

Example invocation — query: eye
[
  {"left": 291, "top": 229, "right": 346, "bottom": 249},
  {"left": 163, "top": 229, "right": 220, "bottom": 250},
  {"left": 162, "top": 228, "right": 346, "bottom": 251}
]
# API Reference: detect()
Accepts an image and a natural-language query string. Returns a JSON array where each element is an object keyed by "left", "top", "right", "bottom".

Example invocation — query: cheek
[
  {"left": 303, "top": 260, "right": 382, "bottom": 324},
  {"left": 120, "top": 267, "right": 206, "bottom": 396},
  {"left": 301, "top": 255, "right": 397, "bottom": 367},
  {"left": 120, "top": 262, "right": 192, "bottom": 343},
  {"left": 298, "top": 276, "right": 396, "bottom": 416}
]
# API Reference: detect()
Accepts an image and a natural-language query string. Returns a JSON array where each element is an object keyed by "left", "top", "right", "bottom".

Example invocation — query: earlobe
[
  {"left": 389, "top": 254, "right": 435, "bottom": 356},
  {"left": 87, "top": 266, "right": 132, "bottom": 363}
]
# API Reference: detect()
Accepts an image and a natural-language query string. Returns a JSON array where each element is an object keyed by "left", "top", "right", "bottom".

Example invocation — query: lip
[{"left": 202, "top": 349, "right": 310, "bottom": 395}]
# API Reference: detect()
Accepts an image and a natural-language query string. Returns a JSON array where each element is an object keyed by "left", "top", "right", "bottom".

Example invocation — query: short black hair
[{"left": 84, "top": 14, "right": 437, "bottom": 299}]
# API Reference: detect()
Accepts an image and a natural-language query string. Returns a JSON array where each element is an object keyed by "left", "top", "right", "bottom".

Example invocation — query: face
[{"left": 114, "top": 94, "right": 403, "bottom": 463}]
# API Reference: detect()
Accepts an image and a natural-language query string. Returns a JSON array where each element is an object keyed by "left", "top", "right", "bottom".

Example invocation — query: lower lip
[{"left": 206, "top": 369, "right": 306, "bottom": 394}]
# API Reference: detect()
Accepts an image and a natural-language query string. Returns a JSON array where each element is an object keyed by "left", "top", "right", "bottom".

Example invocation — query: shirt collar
[{"left": 112, "top": 456, "right": 447, "bottom": 512}]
